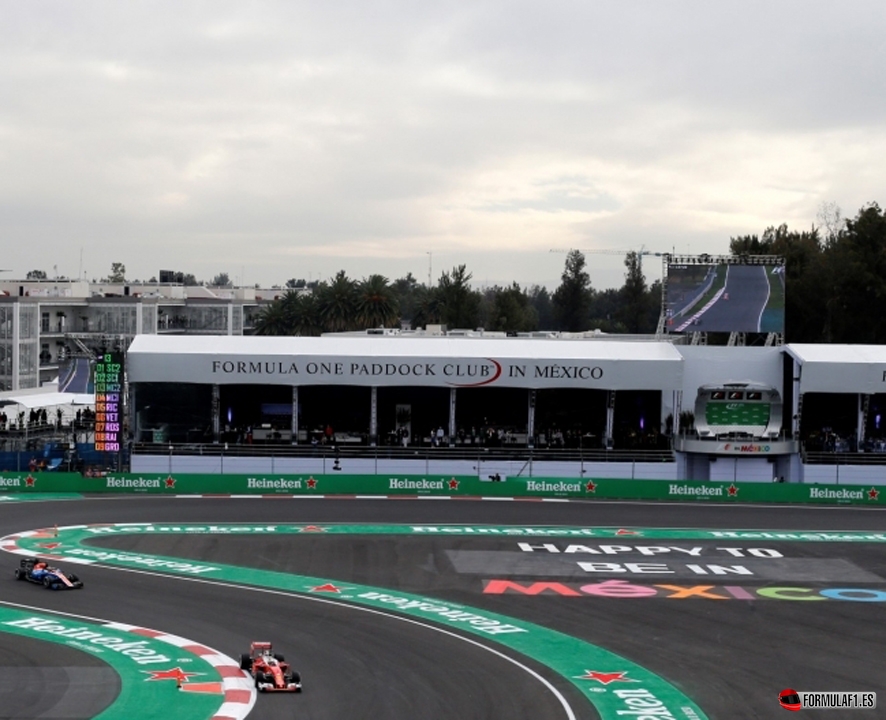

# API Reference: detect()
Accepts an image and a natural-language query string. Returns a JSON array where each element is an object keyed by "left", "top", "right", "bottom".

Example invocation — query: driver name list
[{"left": 94, "top": 353, "right": 122, "bottom": 452}]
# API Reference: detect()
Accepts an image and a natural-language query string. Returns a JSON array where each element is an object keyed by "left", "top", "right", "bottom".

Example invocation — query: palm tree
[
  {"left": 411, "top": 285, "right": 443, "bottom": 329},
  {"left": 253, "top": 301, "right": 292, "bottom": 336},
  {"left": 288, "top": 292, "right": 322, "bottom": 336},
  {"left": 355, "top": 274, "right": 399, "bottom": 328},
  {"left": 317, "top": 271, "right": 357, "bottom": 332}
]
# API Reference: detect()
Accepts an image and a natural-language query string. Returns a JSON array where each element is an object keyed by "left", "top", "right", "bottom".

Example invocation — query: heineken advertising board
[{"left": 0, "top": 472, "right": 881, "bottom": 506}]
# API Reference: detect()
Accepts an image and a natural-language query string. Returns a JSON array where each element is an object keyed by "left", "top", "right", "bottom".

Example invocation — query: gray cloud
[{"left": 2, "top": 1, "right": 885, "bottom": 289}]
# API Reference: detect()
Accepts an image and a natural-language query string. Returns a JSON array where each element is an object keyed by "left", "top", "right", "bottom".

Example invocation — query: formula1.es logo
[{"left": 779, "top": 688, "right": 802, "bottom": 711}]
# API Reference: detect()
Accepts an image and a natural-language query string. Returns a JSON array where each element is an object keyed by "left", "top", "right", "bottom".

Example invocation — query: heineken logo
[
  {"left": 3, "top": 617, "right": 173, "bottom": 665},
  {"left": 388, "top": 478, "right": 445, "bottom": 491},
  {"left": 246, "top": 478, "right": 303, "bottom": 490},
  {"left": 526, "top": 481, "right": 582, "bottom": 493},
  {"left": 809, "top": 487, "right": 880, "bottom": 501}
]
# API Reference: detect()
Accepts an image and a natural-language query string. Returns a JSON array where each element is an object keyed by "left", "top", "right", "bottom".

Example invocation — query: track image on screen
[{"left": 664, "top": 260, "right": 785, "bottom": 334}]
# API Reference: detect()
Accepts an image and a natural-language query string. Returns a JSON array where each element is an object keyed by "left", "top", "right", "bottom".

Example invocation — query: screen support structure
[{"left": 655, "top": 253, "right": 671, "bottom": 339}]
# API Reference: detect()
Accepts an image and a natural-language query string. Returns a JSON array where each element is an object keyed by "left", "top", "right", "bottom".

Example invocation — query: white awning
[
  {"left": 127, "top": 334, "right": 685, "bottom": 391},
  {"left": 786, "top": 344, "right": 886, "bottom": 394},
  {"left": 0, "top": 391, "right": 94, "bottom": 409}
]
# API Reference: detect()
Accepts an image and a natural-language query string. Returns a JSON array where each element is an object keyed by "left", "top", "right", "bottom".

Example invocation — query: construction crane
[{"left": 549, "top": 246, "right": 666, "bottom": 272}]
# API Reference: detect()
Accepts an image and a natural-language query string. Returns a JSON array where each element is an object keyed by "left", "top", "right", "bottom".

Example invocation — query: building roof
[
  {"left": 0, "top": 388, "right": 94, "bottom": 409},
  {"left": 127, "top": 334, "right": 684, "bottom": 391},
  {"left": 786, "top": 344, "right": 886, "bottom": 393}
]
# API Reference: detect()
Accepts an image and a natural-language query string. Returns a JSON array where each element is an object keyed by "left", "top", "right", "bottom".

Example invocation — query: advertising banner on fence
[{"left": 0, "top": 472, "right": 881, "bottom": 505}]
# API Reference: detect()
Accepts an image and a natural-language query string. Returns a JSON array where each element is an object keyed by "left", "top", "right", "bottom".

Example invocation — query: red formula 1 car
[{"left": 240, "top": 642, "right": 302, "bottom": 693}]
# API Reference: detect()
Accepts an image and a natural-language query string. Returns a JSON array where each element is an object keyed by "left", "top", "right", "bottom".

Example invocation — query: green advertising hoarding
[{"left": 0, "top": 471, "right": 881, "bottom": 505}]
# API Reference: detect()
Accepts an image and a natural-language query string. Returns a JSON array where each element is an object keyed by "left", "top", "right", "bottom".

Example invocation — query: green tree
[
  {"left": 527, "top": 285, "right": 555, "bottom": 329},
  {"left": 411, "top": 285, "right": 443, "bottom": 329},
  {"left": 617, "top": 251, "right": 650, "bottom": 333},
  {"left": 645, "top": 279, "right": 663, "bottom": 332},
  {"left": 391, "top": 273, "right": 420, "bottom": 327},
  {"left": 283, "top": 290, "right": 322, "bottom": 336},
  {"left": 167, "top": 271, "right": 199, "bottom": 286},
  {"left": 589, "top": 288, "right": 626, "bottom": 332},
  {"left": 108, "top": 262, "right": 126, "bottom": 283},
  {"left": 731, "top": 223, "right": 826, "bottom": 342},
  {"left": 487, "top": 283, "right": 537, "bottom": 333},
  {"left": 210, "top": 272, "right": 232, "bottom": 287},
  {"left": 316, "top": 271, "right": 357, "bottom": 332},
  {"left": 822, "top": 203, "right": 886, "bottom": 343},
  {"left": 437, "top": 265, "right": 481, "bottom": 329},
  {"left": 26, "top": 269, "right": 47, "bottom": 280},
  {"left": 552, "top": 250, "right": 593, "bottom": 331},
  {"left": 253, "top": 301, "right": 292, "bottom": 336},
  {"left": 356, "top": 274, "right": 399, "bottom": 328}
]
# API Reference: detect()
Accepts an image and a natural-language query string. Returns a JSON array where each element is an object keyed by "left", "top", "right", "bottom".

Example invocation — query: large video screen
[
  {"left": 58, "top": 356, "right": 95, "bottom": 394},
  {"left": 664, "top": 259, "right": 785, "bottom": 334},
  {"left": 94, "top": 352, "right": 124, "bottom": 453}
]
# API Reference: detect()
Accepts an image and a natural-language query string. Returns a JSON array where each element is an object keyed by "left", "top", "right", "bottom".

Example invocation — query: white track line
[{"left": 37, "top": 564, "right": 580, "bottom": 720}]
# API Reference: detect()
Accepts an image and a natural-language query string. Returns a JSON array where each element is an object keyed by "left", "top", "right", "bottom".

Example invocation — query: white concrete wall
[
  {"left": 677, "top": 346, "right": 783, "bottom": 403},
  {"left": 709, "top": 457, "right": 774, "bottom": 483},
  {"left": 801, "top": 464, "right": 886, "bottom": 485},
  {"left": 130, "top": 453, "right": 886, "bottom": 485},
  {"left": 131, "top": 454, "right": 678, "bottom": 480}
]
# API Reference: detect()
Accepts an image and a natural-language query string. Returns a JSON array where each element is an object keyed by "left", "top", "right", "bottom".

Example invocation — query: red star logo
[
  {"left": 165, "top": 476, "right": 176, "bottom": 489},
  {"left": 585, "top": 480, "right": 597, "bottom": 493},
  {"left": 727, "top": 484, "right": 739, "bottom": 497},
  {"left": 868, "top": 487, "right": 880, "bottom": 501},
  {"left": 37, "top": 542, "right": 62, "bottom": 550},
  {"left": 143, "top": 667, "right": 203, "bottom": 683},
  {"left": 310, "top": 583, "right": 344, "bottom": 593},
  {"left": 306, "top": 477, "right": 318, "bottom": 489},
  {"left": 615, "top": 529, "right": 639, "bottom": 536},
  {"left": 299, "top": 525, "right": 326, "bottom": 532},
  {"left": 25, "top": 475, "right": 36, "bottom": 487},
  {"left": 574, "top": 670, "right": 639, "bottom": 685},
  {"left": 448, "top": 478, "right": 459, "bottom": 490}
]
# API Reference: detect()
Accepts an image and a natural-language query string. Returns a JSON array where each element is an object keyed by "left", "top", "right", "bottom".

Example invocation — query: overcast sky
[{"left": 3, "top": 2, "right": 885, "bottom": 290}]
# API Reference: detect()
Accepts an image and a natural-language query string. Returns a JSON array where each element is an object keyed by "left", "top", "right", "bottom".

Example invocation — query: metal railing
[
  {"left": 802, "top": 451, "right": 886, "bottom": 466},
  {"left": 133, "top": 441, "right": 674, "bottom": 464}
]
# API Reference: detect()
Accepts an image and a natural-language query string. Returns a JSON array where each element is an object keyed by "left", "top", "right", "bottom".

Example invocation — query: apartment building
[{"left": 0, "top": 278, "right": 277, "bottom": 391}]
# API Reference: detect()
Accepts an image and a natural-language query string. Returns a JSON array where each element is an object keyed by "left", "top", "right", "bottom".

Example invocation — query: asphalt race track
[
  {"left": 0, "top": 635, "right": 118, "bottom": 718},
  {"left": 1, "top": 497, "right": 885, "bottom": 719},
  {"left": 689, "top": 264, "right": 770, "bottom": 333}
]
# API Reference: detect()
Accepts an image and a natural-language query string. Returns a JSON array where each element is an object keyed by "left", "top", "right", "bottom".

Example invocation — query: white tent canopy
[
  {"left": 0, "top": 389, "right": 94, "bottom": 409},
  {"left": 127, "top": 334, "right": 685, "bottom": 391},
  {"left": 786, "top": 344, "right": 886, "bottom": 394}
]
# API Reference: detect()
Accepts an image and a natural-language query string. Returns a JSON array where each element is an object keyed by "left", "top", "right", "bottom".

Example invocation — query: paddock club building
[{"left": 125, "top": 334, "right": 886, "bottom": 485}]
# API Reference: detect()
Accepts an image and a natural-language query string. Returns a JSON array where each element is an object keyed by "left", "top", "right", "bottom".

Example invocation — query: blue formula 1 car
[{"left": 14, "top": 557, "right": 84, "bottom": 590}]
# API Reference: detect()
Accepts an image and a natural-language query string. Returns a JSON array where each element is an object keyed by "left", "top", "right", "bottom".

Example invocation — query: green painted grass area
[
  {"left": 10, "top": 523, "right": 711, "bottom": 720},
  {"left": 0, "top": 606, "right": 224, "bottom": 720}
]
